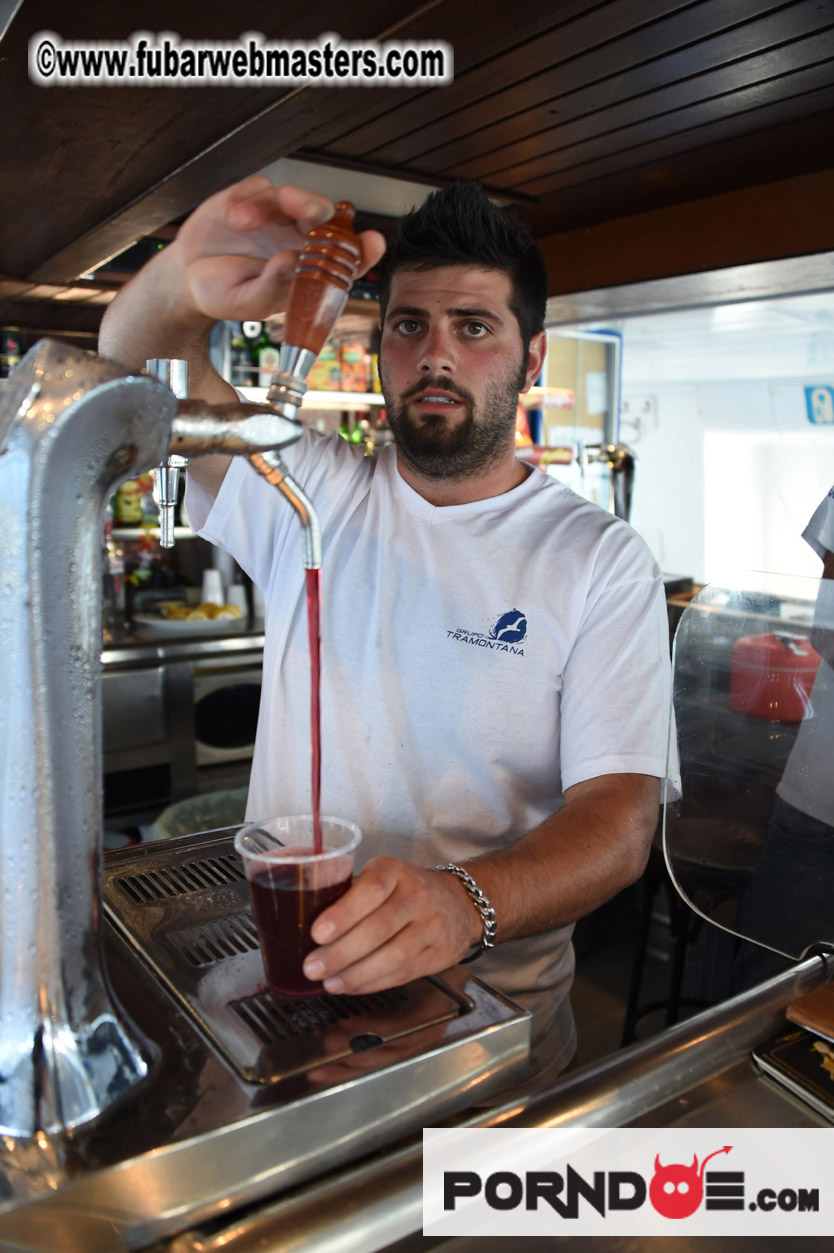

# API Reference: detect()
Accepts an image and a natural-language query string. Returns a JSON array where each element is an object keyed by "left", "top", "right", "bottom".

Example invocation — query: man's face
[{"left": 378, "top": 265, "right": 543, "bottom": 481}]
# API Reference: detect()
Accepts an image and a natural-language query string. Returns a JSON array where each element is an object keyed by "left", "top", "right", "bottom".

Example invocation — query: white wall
[
  {"left": 624, "top": 382, "right": 705, "bottom": 578},
  {"left": 613, "top": 296, "right": 834, "bottom": 584},
  {"left": 625, "top": 379, "right": 834, "bottom": 582}
]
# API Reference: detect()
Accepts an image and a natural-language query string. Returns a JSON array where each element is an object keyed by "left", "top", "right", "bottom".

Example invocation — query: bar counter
[
  {"left": 160, "top": 954, "right": 832, "bottom": 1253},
  {"left": 0, "top": 943, "right": 827, "bottom": 1252},
  {"left": 102, "top": 620, "right": 266, "bottom": 670}
]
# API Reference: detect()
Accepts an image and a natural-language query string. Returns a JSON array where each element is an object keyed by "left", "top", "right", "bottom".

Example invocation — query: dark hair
[{"left": 377, "top": 181, "right": 548, "bottom": 353}]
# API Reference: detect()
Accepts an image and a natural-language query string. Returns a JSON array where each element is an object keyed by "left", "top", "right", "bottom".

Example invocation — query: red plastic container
[{"left": 730, "top": 632, "right": 821, "bottom": 722}]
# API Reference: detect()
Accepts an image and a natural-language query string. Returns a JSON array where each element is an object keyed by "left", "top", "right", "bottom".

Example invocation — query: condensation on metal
[{"left": 0, "top": 339, "right": 176, "bottom": 1137}]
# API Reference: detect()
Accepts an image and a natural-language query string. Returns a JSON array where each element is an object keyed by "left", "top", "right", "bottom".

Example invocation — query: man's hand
[
  {"left": 172, "top": 176, "right": 386, "bottom": 324},
  {"left": 99, "top": 174, "right": 386, "bottom": 377},
  {"left": 99, "top": 175, "right": 387, "bottom": 494},
  {"left": 302, "top": 857, "right": 482, "bottom": 995},
  {"left": 301, "top": 774, "right": 659, "bottom": 997}
]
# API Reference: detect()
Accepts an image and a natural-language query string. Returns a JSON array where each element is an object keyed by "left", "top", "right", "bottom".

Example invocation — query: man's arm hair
[{"left": 458, "top": 772, "right": 660, "bottom": 943}]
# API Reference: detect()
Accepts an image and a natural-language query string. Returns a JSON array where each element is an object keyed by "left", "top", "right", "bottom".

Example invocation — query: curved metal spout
[{"left": 248, "top": 450, "right": 322, "bottom": 569}]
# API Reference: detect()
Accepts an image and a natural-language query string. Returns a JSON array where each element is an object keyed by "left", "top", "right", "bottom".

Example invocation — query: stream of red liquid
[{"left": 305, "top": 566, "right": 322, "bottom": 854}]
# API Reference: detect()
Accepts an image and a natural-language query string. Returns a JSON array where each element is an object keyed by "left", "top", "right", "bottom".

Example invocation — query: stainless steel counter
[
  {"left": 0, "top": 907, "right": 824, "bottom": 1253},
  {"left": 102, "top": 621, "right": 265, "bottom": 670},
  {"left": 154, "top": 955, "right": 832, "bottom": 1253}
]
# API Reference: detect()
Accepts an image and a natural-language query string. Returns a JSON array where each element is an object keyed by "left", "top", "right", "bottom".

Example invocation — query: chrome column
[
  {"left": 0, "top": 341, "right": 174, "bottom": 1135},
  {"left": 0, "top": 339, "right": 315, "bottom": 1137}
]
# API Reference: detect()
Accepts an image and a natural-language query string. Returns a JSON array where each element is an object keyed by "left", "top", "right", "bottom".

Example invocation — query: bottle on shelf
[
  {"left": 114, "top": 478, "right": 143, "bottom": 526},
  {"left": 0, "top": 327, "right": 22, "bottom": 378},
  {"left": 257, "top": 328, "right": 281, "bottom": 388},
  {"left": 307, "top": 339, "right": 341, "bottom": 391},
  {"left": 139, "top": 475, "right": 159, "bottom": 529},
  {"left": 229, "top": 323, "right": 258, "bottom": 388},
  {"left": 339, "top": 339, "right": 369, "bottom": 392},
  {"left": 369, "top": 326, "right": 382, "bottom": 395},
  {"left": 102, "top": 500, "right": 126, "bottom": 632},
  {"left": 374, "top": 409, "right": 393, "bottom": 445}
]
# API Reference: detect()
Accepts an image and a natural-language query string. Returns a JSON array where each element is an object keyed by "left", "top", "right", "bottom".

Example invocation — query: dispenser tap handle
[{"left": 282, "top": 202, "right": 362, "bottom": 360}]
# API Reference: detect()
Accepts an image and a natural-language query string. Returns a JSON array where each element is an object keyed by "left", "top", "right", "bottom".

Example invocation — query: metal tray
[{"left": 104, "top": 829, "right": 469, "bottom": 1085}]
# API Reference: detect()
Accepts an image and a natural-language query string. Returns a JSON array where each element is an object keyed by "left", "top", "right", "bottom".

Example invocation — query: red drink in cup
[{"left": 234, "top": 815, "right": 361, "bottom": 997}]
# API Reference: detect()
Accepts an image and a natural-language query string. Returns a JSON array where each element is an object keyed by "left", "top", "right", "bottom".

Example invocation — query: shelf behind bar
[
  {"left": 111, "top": 526, "right": 196, "bottom": 541},
  {"left": 520, "top": 387, "right": 575, "bottom": 407},
  {"left": 238, "top": 387, "right": 385, "bottom": 410},
  {"left": 238, "top": 386, "right": 572, "bottom": 409}
]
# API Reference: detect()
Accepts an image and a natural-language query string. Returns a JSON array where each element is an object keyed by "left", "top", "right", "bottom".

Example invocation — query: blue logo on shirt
[
  {"left": 489, "top": 609, "right": 528, "bottom": 643},
  {"left": 445, "top": 609, "right": 527, "bottom": 657}
]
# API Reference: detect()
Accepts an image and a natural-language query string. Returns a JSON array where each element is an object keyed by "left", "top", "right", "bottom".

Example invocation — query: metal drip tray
[
  {"left": 0, "top": 829, "right": 529, "bottom": 1252},
  {"left": 104, "top": 828, "right": 504, "bottom": 1087}
]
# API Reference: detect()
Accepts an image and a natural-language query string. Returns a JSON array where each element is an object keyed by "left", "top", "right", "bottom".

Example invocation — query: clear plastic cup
[
  {"left": 225, "top": 584, "right": 249, "bottom": 614},
  {"left": 234, "top": 815, "right": 361, "bottom": 997},
  {"left": 201, "top": 568, "right": 224, "bottom": 606}
]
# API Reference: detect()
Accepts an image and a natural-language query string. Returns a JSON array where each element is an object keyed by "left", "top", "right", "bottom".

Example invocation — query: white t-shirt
[
  {"left": 187, "top": 431, "right": 674, "bottom": 1075},
  {"left": 777, "top": 488, "right": 834, "bottom": 826},
  {"left": 802, "top": 487, "right": 834, "bottom": 563}
]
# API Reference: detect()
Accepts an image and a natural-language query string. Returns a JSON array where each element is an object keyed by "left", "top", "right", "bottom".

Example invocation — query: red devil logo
[{"left": 649, "top": 1146, "right": 732, "bottom": 1218}]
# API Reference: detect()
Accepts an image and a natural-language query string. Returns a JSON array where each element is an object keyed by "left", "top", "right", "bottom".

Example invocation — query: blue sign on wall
[{"left": 805, "top": 386, "right": 834, "bottom": 425}]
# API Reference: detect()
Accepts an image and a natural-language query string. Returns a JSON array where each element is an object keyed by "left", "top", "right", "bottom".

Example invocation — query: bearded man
[{"left": 100, "top": 178, "right": 675, "bottom": 1091}]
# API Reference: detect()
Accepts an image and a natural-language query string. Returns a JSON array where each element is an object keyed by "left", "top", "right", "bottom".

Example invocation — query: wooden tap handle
[{"left": 283, "top": 202, "right": 362, "bottom": 357}]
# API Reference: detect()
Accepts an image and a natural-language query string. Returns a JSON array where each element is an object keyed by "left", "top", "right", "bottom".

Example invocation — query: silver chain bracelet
[{"left": 435, "top": 863, "right": 497, "bottom": 963}]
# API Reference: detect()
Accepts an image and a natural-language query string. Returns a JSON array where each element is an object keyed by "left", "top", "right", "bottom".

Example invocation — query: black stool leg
[
  {"left": 620, "top": 854, "right": 662, "bottom": 1046},
  {"left": 666, "top": 888, "right": 699, "bottom": 1025}
]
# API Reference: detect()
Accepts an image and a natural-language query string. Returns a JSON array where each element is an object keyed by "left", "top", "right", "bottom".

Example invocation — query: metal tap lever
[
  {"left": 166, "top": 398, "right": 305, "bottom": 455},
  {"left": 147, "top": 358, "right": 189, "bottom": 546},
  {"left": 153, "top": 204, "right": 361, "bottom": 564},
  {"left": 592, "top": 442, "right": 636, "bottom": 522}
]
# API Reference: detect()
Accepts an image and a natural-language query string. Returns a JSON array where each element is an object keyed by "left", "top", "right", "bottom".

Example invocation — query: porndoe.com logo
[
  {"left": 446, "top": 608, "right": 527, "bottom": 656},
  {"left": 423, "top": 1129, "right": 830, "bottom": 1238},
  {"left": 443, "top": 1144, "right": 755, "bottom": 1220}
]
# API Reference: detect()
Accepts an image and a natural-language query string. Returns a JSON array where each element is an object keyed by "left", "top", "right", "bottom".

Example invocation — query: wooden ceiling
[{"left": 3, "top": 0, "right": 834, "bottom": 327}]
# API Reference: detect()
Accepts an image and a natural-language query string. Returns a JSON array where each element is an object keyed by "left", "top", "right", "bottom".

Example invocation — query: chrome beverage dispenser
[
  {"left": 0, "top": 207, "right": 530, "bottom": 1251},
  {"left": 0, "top": 204, "right": 362, "bottom": 1137}
]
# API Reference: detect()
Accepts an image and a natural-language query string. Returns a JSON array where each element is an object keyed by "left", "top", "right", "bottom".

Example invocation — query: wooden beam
[
  {"left": 0, "top": 300, "right": 104, "bottom": 336},
  {"left": 537, "top": 168, "right": 834, "bottom": 297},
  {"left": 544, "top": 252, "right": 834, "bottom": 325}
]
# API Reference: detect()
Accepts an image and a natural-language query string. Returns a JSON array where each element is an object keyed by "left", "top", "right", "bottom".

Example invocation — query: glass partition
[{"left": 664, "top": 571, "right": 834, "bottom": 976}]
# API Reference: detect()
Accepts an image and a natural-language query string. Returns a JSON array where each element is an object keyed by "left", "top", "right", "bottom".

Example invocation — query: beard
[{"left": 380, "top": 360, "right": 528, "bottom": 481}]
